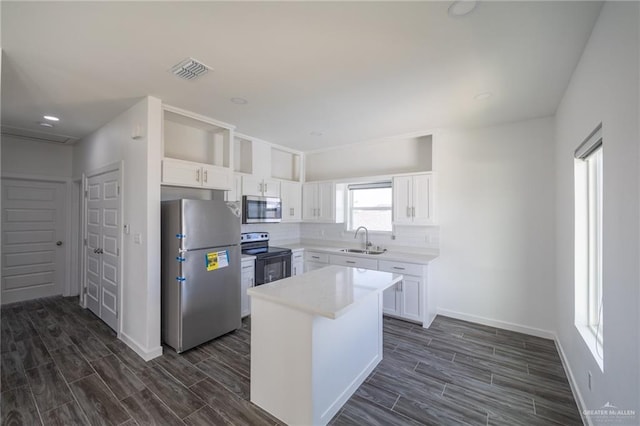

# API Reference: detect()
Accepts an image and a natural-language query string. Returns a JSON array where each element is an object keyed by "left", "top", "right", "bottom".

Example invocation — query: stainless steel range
[{"left": 241, "top": 232, "right": 292, "bottom": 285}]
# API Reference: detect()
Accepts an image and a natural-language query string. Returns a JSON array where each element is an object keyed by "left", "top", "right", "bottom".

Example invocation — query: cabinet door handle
[
  {"left": 203, "top": 170, "right": 208, "bottom": 183},
  {"left": 259, "top": 183, "right": 263, "bottom": 193},
  {"left": 393, "top": 266, "right": 405, "bottom": 270},
  {"left": 265, "top": 183, "right": 268, "bottom": 193},
  {"left": 397, "top": 281, "right": 403, "bottom": 292},
  {"left": 412, "top": 206, "right": 415, "bottom": 217},
  {"left": 196, "top": 169, "right": 200, "bottom": 182},
  {"left": 406, "top": 206, "right": 411, "bottom": 218},
  {"left": 311, "top": 255, "right": 320, "bottom": 259},
  {"left": 290, "top": 208, "right": 294, "bottom": 216},
  {"left": 242, "top": 265, "right": 253, "bottom": 270},
  {"left": 346, "top": 261, "right": 356, "bottom": 264}
]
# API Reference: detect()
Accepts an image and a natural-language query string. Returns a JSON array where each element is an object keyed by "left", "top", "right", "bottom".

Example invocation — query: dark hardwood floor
[{"left": 1, "top": 296, "right": 582, "bottom": 425}]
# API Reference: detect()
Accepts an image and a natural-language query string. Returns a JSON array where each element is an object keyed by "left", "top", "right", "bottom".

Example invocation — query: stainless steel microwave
[{"left": 242, "top": 196, "right": 282, "bottom": 223}]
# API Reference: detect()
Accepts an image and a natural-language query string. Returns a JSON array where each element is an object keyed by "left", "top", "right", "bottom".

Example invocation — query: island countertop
[{"left": 247, "top": 265, "right": 402, "bottom": 320}]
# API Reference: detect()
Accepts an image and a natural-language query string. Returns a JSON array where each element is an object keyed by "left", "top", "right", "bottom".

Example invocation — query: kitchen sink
[{"left": 340, "top": 248, "right": 386, "bottom": 255}]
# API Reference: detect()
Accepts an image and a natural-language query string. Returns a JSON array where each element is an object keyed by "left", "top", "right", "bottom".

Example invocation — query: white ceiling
[{"left": 1, "top": 1, "right": 602, "bottom": 152}]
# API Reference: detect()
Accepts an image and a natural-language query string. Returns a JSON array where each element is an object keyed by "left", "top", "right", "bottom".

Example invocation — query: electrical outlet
[
  {"left": 588, "top": 371, "right": 592, "bottom": 391},
  {"left": 134, "top": 233, "right": 142, "bottom": 244}
]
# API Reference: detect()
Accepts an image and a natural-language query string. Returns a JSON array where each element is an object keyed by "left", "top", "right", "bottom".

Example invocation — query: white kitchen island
[{"left": 247, "top": 265, "right": 402, "bottom": 426}]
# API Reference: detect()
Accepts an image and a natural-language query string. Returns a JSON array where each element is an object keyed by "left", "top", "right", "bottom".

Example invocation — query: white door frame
[
  {"left": 81, "top": 161, "right": 124, "bottom": 335},
  {"left": 1, "top": 172, "right": 73, "bottom": 298}
]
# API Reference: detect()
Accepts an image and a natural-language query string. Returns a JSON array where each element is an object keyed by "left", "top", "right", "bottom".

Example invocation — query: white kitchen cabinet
[
  {"left": 378, "top": 259, "right": 426, "bottom": 323},
  {"left": 225, "top": 174, "right": 243, "bottom": 202},
  {"left": 302, "top": 182, "right": 344, "bottom": 223},
  {"left": 241, "top": 257, "right": 255, "bottom": 318},
  {"left": 304, "top": 251, "right": 329, "bottom": 273},
  {"left": 328, "top": 254, "right": 378, "bottom": 270},
  {"left": 385, "top": 276, "right": 423, "bottom": 323},
  {"left": 162, "top": 105, "right": 234, "bottom": 190},
  {"left": 242, "top": 175, "right": 280, "bottom": 198},
  {"left": 292, "top": 249, "right": 304, "bottom": 276},
  {"left": 393, "top": 173, "right": 435, "bottom": 225},
  {"left": 383, "top": 285, "right": 401, "bottom": 315},
  {"left": 281, "top": 181, "right": 302, "bottom": 222},
  {"left": 162, "top": 158, "right": 232, "bottom": 190}
]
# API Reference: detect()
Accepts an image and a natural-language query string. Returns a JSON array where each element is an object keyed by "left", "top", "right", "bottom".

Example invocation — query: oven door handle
[{"left": 257, "top": 253, "right": 292, "bottom": 260}]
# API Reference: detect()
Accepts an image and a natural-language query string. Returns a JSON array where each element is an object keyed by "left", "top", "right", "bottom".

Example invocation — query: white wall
[
  {"left": 73, "top": 96, "right": 163, "bottom": 360},
  {"left": 431, "top": 117, "right": 556, "bottom": 336},
  {"left": 305, "top": 135, "right": 432, "bottom": 181},
  {"left": 555, "top": 2, "right": 639, "bottom": 420},
  {"left": 2, "top": 136, "right": 72, "bottom": 177}
]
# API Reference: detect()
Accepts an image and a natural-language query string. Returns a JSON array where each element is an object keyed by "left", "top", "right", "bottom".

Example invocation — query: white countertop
[
  {"left": 247, "top": 265, "right": 402, "bottom": 319},
  {"left": 278, "top": 243, "right": 439, "bottom": 265}
]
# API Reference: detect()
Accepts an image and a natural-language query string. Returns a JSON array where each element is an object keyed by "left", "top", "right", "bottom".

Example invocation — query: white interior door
[
  {"left": 85, "top": 169, "right": 121, "bottom": 331},
  {"left": 2, "top": 179, "right": 67, "bottom": 304}
]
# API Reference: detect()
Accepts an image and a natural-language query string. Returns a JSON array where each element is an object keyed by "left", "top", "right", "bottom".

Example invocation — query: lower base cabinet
[
  {"left": 292, "top": 250, "right": 304, "bottom": 276},
  {"left": 241, "top": 258, "right": 255, "bottom": 317},
  {"left": 382, "top": 275, "right": 423, "bottom": 323},
  {"left": 298, "top": 249, "right": 428, "bottom": 324},
  {"left": 304, "top": 251, "right": 329, "bottom": 273}
]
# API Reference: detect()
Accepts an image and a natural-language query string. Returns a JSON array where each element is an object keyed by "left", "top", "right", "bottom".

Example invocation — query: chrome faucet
[{"left": 354, "top": 226, "right": 372, "bottom": 249}]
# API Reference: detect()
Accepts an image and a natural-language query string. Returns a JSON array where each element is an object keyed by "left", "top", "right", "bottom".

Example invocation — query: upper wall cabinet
[
  {"left": 302, "top": 182, "right": 344, "bottom": 223},
  {"left": 162, "top": 158, "right": 233, "bottom": 190},
  {"left": 162, "top": 105, "right": 234, "bottom": 190},
  {"left": 281, "top": 181, "right": 302, "bottom": 222},
  {"left": 393, "top": 173, "right": 436, "bottom": 225},
  {"left": 242, "top": 175, "right": 280, "bottom": 198}
]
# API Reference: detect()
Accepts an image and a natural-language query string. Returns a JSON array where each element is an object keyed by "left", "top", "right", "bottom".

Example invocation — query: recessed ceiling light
[
  {"left": 310, "top": 131, "right": 323, "bottom": 136},
  {"left": 39, "top": 122, "right": 54, "bottom": 128},
  {"left": 448, "top": 0, "right": 478, "bottom": 17},
  {"left": 474, "top": 92, "right": 492, "bottom": 101},
  {"left": 43, "top": 115, "right": 59, "bottom": 121},
  {"left": 230, "top": 98, "right": 248, "bottom": 105}
]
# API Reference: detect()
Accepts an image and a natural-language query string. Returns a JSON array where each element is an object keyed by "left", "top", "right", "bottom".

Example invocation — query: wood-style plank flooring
[{"left": 1, "top": 296, "right": 582, "bottom": 425}]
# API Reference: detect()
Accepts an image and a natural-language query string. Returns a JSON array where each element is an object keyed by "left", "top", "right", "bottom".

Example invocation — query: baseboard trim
[
  {"left": 435, "top": 308, "right": 556, "bottom": 339},
  {"left": 118, "top": 331, "right": 163, "bottom": 362},
  {"left": 555, "top": 337, "right": 591, "bottom": 426}
]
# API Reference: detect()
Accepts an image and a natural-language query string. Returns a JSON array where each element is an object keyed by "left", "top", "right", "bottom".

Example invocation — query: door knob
[
  {"left": 56, "top": 241, "right": 63, "bottom": 246},
  {"left": 94, "top": 248, "right": 99, "bottom": 253}
]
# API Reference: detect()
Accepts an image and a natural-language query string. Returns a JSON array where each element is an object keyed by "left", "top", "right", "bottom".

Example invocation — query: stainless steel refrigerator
[{"left": 161, "top": 199, "right": 241, "bottom": 353}]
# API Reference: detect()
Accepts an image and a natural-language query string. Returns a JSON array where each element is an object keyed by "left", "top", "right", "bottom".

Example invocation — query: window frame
[
  {"left": 573, "top": 124, "right": 604, "bottom": 369},
  {"left": 345, "top": 181, "right": 393, "bottom": 233},
  {"left": 585, "top": 146, "right": 603, "bottom": 339}
]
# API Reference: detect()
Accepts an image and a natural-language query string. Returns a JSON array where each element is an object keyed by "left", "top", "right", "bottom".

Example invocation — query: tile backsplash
[
  {"left": 300, "top": 223, "right": 439, "bottom": 252},
  {"left": 241, "top": 223, "right": 301, "bottom": 244},
  {"left": 242, "top": 222, "right": 439, "bottom": 253}
]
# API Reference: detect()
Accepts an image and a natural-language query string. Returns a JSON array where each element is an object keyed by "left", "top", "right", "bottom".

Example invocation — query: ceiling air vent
[{"left": 171, "top": 58, "right": 211, "bottom": 81}]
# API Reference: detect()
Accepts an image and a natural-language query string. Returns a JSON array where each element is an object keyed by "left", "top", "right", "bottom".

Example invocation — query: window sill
[{"left": 575, "top": 324, "right": 604, "bottom": 372}]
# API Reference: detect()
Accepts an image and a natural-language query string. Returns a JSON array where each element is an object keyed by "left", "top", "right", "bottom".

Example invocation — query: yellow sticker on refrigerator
[{"left": 205, "top": 250, "right": 229, "bottom": 271}]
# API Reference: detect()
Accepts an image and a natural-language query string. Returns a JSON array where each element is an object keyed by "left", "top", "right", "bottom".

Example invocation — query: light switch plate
[{"left": 134, "top": 233, "right": 142, "bottom": 244}]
